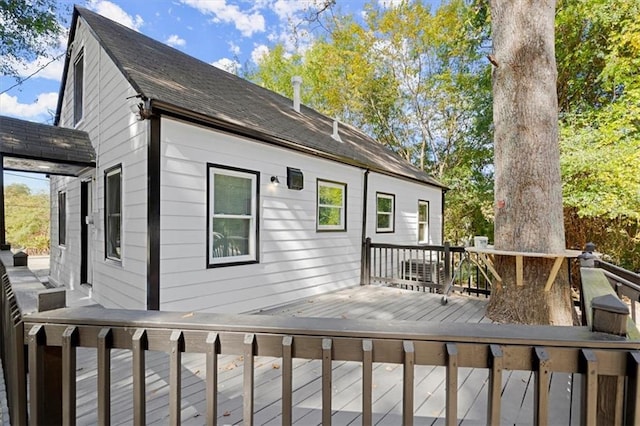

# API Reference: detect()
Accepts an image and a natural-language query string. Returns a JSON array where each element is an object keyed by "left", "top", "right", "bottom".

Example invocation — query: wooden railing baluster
[
  {"left": 403, "top": 341, "right": 415, "bottom": 426},
  {"left": 446, "top": 343, "right": 458, "bottom": 426},
  {"left": 362, "top": 339, "right": 373, "bottom": 426},
  {"left": 243, "top": 333, "right": 256, "bottom": 426},
  {"left": 132, "top": 328, "right": 147, "bottom": 425},
  {"left": 206, "top": 332, "right": 219, "bottom": 426},
  {"left": 169, "top": 330, "right": 184, "bottom": 426},
  {"left": 322, "top": 338, "right": 333, "bottom": 426},
  {"left": 62, "top": 325, "right": 78, "bottom": 426},
  {"left": 581, "top": 349, "right": 598, "bottom": 426},
  {"left": 534, "top": 347, "right": 550, "bottom": 426},
  {"left": 487, "top": 344, "right": 503, "bottom": 426},
  {"left": 281, "top": 335, "right": 293, "bottom": 426},
  {"left": 97, "top": 327, "right": 112, "bottom": 426}
]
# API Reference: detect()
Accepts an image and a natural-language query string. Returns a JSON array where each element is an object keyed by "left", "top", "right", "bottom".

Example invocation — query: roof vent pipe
[
  {"left": 291, "top": 76, "right": 302, "bottom": 113},
  {"left": 332, "top": 119, "right": 342, "bottom": 142}
]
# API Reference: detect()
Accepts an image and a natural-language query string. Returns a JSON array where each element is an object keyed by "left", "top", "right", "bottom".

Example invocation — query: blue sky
[{"left": 0, "top": 0, "right": 410, "bottom": 193}]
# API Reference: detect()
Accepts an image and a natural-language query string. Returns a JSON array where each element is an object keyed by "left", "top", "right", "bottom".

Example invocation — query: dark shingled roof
[
  {"left": 65, "top": 6, "right": 442, "bottom": 188},
  {"left": 0, "top": 115, "right": 95, "bottom": 176}
]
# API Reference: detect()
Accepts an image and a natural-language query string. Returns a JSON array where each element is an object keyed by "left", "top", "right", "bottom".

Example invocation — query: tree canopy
[
  {"left": 0, "top": 0, "right": 64, "bottom": 77},
  {"left": 5, "top": 183, "right": 50, "bottom": 254},
  {"left": 246, "top": 0, "right": 638, "bottom": 270}
]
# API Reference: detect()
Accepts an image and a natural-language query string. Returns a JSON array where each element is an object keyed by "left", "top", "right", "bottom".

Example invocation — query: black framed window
[
  {"left": 317, "top": 179, "right": 346, "bottom": 231},
  {"left": 58, "top": 191, "right": 66, "bottom": 246},
  {"left": 105, "top": 165, "right": 122, "bottom": 261},
  {"left": 73, "top": 49, "right": 84, "bottom": 126},
  {"left": 418, "top": 200, "right": 429, "bottom": 243},
  {"left": 207, "top": 164, "right": 259, "bottom": 267},
  {"left": 376, "top": 192, "right": 395, "bottom": 233}
]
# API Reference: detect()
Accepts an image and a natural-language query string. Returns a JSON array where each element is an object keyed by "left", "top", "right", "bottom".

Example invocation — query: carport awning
[{"left": 0, "top": 115, "right": 95, "bottom": 176}]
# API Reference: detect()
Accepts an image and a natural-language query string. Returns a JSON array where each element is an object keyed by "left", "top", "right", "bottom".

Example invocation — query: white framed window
[
  {"left": 105, "top": 165, "right": 122, "bottom": 261},
  {"left": 73, "top": 49, "right": 84, "bottom": 126},
  {"left": 317, "top": 179, "right": 346, "bottom": 231},
  {"left": 58, "top": 191, "right": 66, "bottom": 246},
  {"left": 207, "top": 164, "right": 259, "bottom": 267},
  {"left": 418, "top": 200, "right": 429, "bottom": 243},
  {"left": 376, "top": 192, "right": 395, "bottom": 233}
]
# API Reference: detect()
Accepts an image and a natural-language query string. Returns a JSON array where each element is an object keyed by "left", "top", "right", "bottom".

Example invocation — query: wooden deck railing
[
  {"left": 1, "top": 272, "right": 639, "bottom": 424},
  {"left": 362, "top": 239, "right": 491, "bottom": 297},
  {"left": 594, "top": 259, "right": 640, "bottom": 324}
]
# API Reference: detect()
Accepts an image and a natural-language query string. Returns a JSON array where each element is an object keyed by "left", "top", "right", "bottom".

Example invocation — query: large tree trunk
[{"left": 487, "top": 0, "right": 573, "bottom": 325}]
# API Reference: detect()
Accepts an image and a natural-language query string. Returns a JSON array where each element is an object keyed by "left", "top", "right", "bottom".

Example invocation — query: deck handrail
[
  {"left": 362, "top": 239, "right": 491, "bottom": 296},
  {"left": 595, "top": 259, "right": 640, "bottom": 324},
  {"left": 19, "top": 305, "right": 640, "bottom": 425}
]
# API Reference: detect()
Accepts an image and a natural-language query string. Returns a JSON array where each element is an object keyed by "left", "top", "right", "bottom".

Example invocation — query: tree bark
[{"left": 487, "top": 0, "right": 573, "bottom": 325}]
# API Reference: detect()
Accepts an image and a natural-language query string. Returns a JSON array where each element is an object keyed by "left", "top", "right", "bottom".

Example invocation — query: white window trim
[
  {"left": 418, "top": 200, "right": 429, "bottom": 244},
  {"left": 317, "top": 179, "right": 346, "bottom": 231},
  {"left": 376, "top": 192, "right": 395, "bottom": 233},
  {"left": 208, "top": 165, "right": 259, "bottom": 266}
]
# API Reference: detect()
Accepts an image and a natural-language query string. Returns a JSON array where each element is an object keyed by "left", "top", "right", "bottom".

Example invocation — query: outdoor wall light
[{"left": 270, "top": 176, "right": 280, "bottom": 185}]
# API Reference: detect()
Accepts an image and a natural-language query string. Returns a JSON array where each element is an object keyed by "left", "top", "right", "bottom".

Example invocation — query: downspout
[
  {"left": 147, "top": 110, "right": 161, "bottom": 310},
  {"left": 360, "top": 169, "right": 369, "bottom": 285},
  {"left": 0, "top": 154, "right": 8, "bottom": 250}
]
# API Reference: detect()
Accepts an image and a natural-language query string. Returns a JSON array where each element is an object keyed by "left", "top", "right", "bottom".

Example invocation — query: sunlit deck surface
[{"left": 66, "top": 286, "right": 580, "bottom": 425}]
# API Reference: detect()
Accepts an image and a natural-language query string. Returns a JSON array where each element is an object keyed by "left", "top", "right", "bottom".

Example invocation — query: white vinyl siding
[
  {"left": 317, "top": 180, "right": 346, "bottom": 231},
  {"left": 208, "top": 165, "right": 259, "bottom": 266},
  {"left": 50, "top": 16, "right": 148, "bottom": 309},
  {"left": 376, "top": 192, "right": 394, "bottom": 233}
]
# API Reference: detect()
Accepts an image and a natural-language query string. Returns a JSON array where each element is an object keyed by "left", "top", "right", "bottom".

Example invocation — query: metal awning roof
[{"left": 0, "top": 115, "right": 95, "bottom": 176}]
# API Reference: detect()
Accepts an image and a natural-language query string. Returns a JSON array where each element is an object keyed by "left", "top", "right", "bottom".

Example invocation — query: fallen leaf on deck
[
  {"left": 223, "top": 411, "right": 231, "bottom": 417},
  {"left": 182, "top": 312, "right": 194, "bottom": 318},
  {"left": 272, "top": 363, "right": 280, "bottom": 369}
]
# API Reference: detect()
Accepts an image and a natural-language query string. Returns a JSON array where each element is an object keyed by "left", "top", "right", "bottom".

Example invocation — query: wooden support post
[{"left": 362, "top": 339, "right": 373, "bottom": 426}]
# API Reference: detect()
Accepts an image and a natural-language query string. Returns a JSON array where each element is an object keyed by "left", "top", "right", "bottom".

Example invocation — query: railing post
[
  {"left": 361, "top": 237, "right": 371, "bottom": 286},
  {"left": 444, "top": 242, "right": 451, "bottom": 283}
]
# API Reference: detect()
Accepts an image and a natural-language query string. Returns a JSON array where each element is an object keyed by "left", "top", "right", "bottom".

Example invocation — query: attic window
[{"left": 73, "top": 49, "right": 84, "bottom": 126}]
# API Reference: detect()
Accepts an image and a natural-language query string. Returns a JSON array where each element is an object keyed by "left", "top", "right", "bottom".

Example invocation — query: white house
[{"left": 48, "top": 6, "right": 446, "bottom": 313}]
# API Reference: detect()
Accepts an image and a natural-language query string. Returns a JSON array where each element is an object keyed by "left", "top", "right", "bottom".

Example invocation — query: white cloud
[
  {"left": 6, "top": 54, "right": 65, "bottom": 81},
  {"left": 211, "top": 58, "right": 240, "bottom": 74},
  {"left": 180, "top": 0, "right": 265, "bottom": 37},
  {"left": 271, "top": 0, "right": 308, "bottom": 21},
  {"left": 251, "top": 44, "right": 269, "bottom": 64},
  {"left": 0, "top": 92, "right": 58, "bottom": 120},
  {"left": 88, "top": 0, "right": 144, "bottom": 31},
  {"left": 228, "top": 41, "right": 241, "bottom": 56},
  {"left": 166, "top": 34, "right": 186, "bottom": 47}
]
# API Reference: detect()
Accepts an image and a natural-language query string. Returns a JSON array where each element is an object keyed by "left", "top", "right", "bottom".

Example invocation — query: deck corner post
[
  {"left": 444, "top": 242, "right": 451, "bottom": 283},
  {"left": 362, "top": 237, "right": 372, "bottom": 286},
  {"left": 28, "top": 324, "right": 63, "bottom": 425}
]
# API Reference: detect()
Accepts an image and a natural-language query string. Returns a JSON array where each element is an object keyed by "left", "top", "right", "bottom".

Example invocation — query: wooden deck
[{"left": 58, "top": 286, "right": 583, "bottom": 425}]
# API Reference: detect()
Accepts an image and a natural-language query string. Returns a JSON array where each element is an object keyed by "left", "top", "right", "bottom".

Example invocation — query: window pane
[
  {"left": 74, "top": 51, "right": 84, "bottom": 125},
  {"left": 377, "top": 196, "right": 391, "bottom": 213},
  {"left": 214, "top": 174, "right": 252, "bottom": 215},
  {"left": 418, "top": 223, "right": 427, "bottom": 241},
  {"left": 212, "top": 218, "right": 250, "bottom": 257},
  {"left": 419, "top": 204, "right": 428, "bottom": 222},
  {"left": 319, "top": 206, "right": 342, "bottom": 226},
  {"left": 319, "top": 185, "right": 343, "bottom": 207},
  {"left": 377, "top": 213, "right": 390, "bottom": 229},
  {"left": 106, "top": 169, "right": 121, "bottom": 259},
  {"left": 58, "top": 192, "right": 66, "bottom": 245}
]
